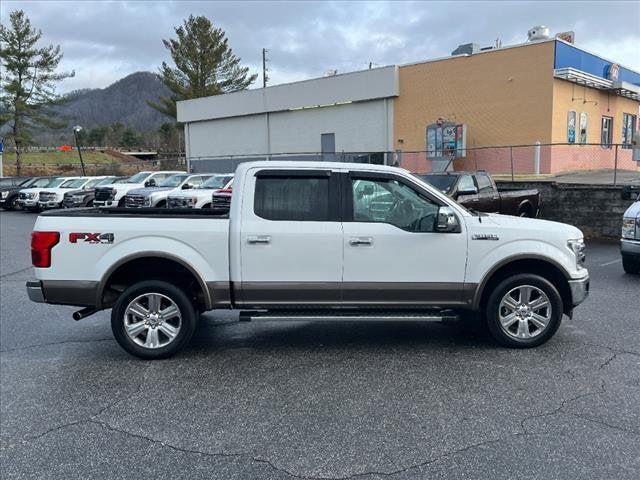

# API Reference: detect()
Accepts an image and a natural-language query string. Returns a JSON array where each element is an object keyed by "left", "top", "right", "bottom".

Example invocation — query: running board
[{"left": 239, "top": 309, "right": 459, "bottom": 323}]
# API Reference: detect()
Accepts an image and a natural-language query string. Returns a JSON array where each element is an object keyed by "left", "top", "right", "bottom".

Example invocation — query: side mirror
[
  {"left": 458, "top": 186, "right": 478, "bottom": 196},
  {"left": 435, "top": 206, "right": 461, "bottom": 233},
  {"left": 145, "top": 179, "right": 156, "bottom": 187},
  {"left": 182, "top": 183, "right": 192, "bottom": 190}
]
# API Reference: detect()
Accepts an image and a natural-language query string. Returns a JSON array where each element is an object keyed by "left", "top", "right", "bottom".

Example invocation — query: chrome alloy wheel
[
  {"left": 498, "top": 285, "right": 552, "bottom": 340},
  {"left": 124, "top": 293, "right": 182, "bottom": 349}
]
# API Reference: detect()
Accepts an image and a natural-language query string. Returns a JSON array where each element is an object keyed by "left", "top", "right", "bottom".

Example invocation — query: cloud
[{"left": 2, "top": 0, "right": 639, "bottom": 92}]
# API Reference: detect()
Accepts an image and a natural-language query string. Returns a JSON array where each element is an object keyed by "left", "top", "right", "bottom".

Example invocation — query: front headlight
[
  {"left": 567, "top": 239, "right": 586, "bottom": 269},
  {"left": 71, "top": 194, "right": 85, "bottom": 202},
  {"left": 188, "top": 197, "right": 198, "bottom": 204},
  {"left": 0, "top": 191, "right": 8, "bottom": 199},
  {"left": 143, "top": 197, "right": 152, "bottom": 206},
  {"left": 621, "top": 218, "right": 636, "bottom": 240}
]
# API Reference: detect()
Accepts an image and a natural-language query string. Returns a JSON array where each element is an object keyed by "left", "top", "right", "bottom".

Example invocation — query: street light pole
[{"left": 73, "top": 126, "right": 86, "bottom": 176}]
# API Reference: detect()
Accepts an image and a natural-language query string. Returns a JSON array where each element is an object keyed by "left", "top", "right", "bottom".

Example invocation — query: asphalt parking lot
[{"left": 1, "top": 209, "right": 639, "bottom": 479}]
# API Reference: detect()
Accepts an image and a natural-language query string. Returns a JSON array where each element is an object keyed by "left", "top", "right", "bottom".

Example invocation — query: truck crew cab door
[
  {"left": 475, "top": 173, "right": 500, "bottom": 213},
  {"left": 238, "top": 168, "right": 342, "bottom": 306},
  {"left": 342, "top": 172, "right": 468, "bottom": 306}
]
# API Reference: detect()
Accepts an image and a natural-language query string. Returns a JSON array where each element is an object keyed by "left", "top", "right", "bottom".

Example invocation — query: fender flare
[
  {"left": 96, "top": 251, "right": 212, "bottom": 309},
  {"left": 472, "top": 254, "right": 571, "bottom": 309}
]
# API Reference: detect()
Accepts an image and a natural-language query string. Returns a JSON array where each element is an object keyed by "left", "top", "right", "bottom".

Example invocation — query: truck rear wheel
[
  {"left": 485, "top": 274, "right": 563, "bottom": 348},
  {"left": 111, "top": 280, "right": 197, "bottom": 359}
]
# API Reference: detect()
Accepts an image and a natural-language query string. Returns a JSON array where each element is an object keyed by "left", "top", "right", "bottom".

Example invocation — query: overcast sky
[{"left": 2, "top": 0, "right": 639, "bottom": 93}]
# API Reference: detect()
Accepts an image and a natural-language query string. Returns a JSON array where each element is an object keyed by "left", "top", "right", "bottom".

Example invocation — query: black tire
[
  {"left": 85, "top": 199, "right": 94, "bottom": 207},
  {"left": 156, "top": 200, "right": 166, "bottom": 208},
  {"left": 622, "top": 255, "right": 640, "bottom": 274},
  {"left": 111, "top": 280, "right": 197, "bottom": 359},
  {"left": 118, "top": 197, "right": 126, "bottom": 207},
  {"left": 518, "top": 203, "right": 533, "bottom": 217},
  {"left": 202, "top": 203, "right": 212, "bottom": 209},
  {"left": 485, "top": 274, "right": 563, "bottom": 348},
  {"left": 3, "top": 195, "right": 19, "bottom": 211}
]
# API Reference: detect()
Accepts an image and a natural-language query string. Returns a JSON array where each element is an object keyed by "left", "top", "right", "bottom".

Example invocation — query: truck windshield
[
  {"left": 159, "top": 174, "right": 189, "bottom": 187},
  {"left": 124, "top": 172, "right": 151, "bottom": 184},
  {"left": 45, "top": 178, "right": 68, "bottom": 188},
  {"left": 200, "top": 175, "right": 232, "bottom": 189},
  {"left": 61, "top": 178, "right": 87, "bottom": 189},
  {"left": 96, "top": 177, "right": 116, "bottom": 186},
  {"left": 417, "top": 174, "right": 457, "bottom": 193}
]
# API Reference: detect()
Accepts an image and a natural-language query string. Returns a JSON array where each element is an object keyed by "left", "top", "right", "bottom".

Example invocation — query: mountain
[{"left": 55, "top": 71, "right": 172, "bottom": 132}]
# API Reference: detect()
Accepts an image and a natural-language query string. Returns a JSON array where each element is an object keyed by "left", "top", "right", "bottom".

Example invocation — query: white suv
[
  {"left": 93, "top": 171, "right": 184, "bottom": 207},
  {"left": 18, "top": 177, "right": 76, "bottom": 211},
  {"left": 38, "top": 176, "right": 111, "bottom": 209},
  {"left": 124, "top": 173, "right": 213, "bottom": 208},
  {"left": 167, "top": 174, "right": 234, "bottom": 209}
]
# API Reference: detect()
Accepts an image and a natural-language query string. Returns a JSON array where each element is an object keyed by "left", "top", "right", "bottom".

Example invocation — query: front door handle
[
  {"left": 349, "top": 237, "right": 373, "bottom": 246},
  {"left": 247, "top": 235, "right": 271, "bottom": 244}
]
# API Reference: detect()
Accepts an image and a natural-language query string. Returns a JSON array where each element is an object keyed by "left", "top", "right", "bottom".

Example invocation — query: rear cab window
[{"left": 254, "top": 173, "right": 331, "bottom": 221}]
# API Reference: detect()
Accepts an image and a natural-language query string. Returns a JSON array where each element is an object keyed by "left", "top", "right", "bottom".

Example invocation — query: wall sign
[
  {"left": 567, "top": 111, "right": 576, "bottom": 144},
  {"left": 579, "top": 112, "right": 588, "bottom": 144},
  {"left": 426, "top": 122, "right": 466, "bottom": 158}
]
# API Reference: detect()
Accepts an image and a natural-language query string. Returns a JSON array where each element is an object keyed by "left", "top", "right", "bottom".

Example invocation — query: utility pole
[
  {"left": 262, "top": 48, "right": 269, "bottom": 88},
  {"left": 73, "top": 126, "right": 87, "bottom": 176}
]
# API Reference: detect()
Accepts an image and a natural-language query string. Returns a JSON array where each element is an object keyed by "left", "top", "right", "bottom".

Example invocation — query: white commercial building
[{"left": 176, "top": 66, "right": 399, "bottom": 172}]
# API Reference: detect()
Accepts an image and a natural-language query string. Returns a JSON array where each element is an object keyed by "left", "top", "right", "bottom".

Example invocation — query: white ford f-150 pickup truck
[{"left": 27, "top": 161, "right": 589, "bottom": 359}]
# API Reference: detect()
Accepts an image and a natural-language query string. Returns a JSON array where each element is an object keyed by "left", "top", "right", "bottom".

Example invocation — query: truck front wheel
[
  {"left": 485, "top": 274, "right": 563, "bottom": 348},
  {"left": 622, "top": 255, "right": 640, "bottom": 274},
  {"left": 111, "top": 280, "right": 197, "bottom": 359}
]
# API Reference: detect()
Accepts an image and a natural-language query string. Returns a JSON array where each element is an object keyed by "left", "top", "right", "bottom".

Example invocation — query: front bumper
[
  {"left": 18, "top": 199, "right": 39, "bottom": 208},
  {"left": 621, "top": 239, "right": 640, "bottom": 259},
  {"left": 38, "top": 201, "right": 62, "bottom": 209},
  {"left": 26, "top": 281, "right": 45, "bottom": 303},
  {"left": 568, "top": 275, "right": 590, "bottom": 307},
  {"left": 94, "top": 200, "right": 116, "bottom": 207}
]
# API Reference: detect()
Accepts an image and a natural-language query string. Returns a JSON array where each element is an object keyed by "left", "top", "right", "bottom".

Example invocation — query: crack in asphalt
[
  {"left": 0, "top": 266, "right": 32, "bottom": 279},
  {"left": 519, "top": 380, "right": 606, "bottom": 435},
  {"left": 18, "top": 362, "right": 151, "bottom": 445},
  {"left": 12, "top": 377, "right": 639, "bottom": 480},
  {"left": 0, "top": 337, "right": 113, "bottom": 354}
]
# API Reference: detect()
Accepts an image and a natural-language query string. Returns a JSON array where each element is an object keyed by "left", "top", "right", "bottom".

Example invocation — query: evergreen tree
[
  {"left": 0, "top": 10, "right": 74, "bottom": 174},
  {"left": 149, "top": 15, "right": 257, "bottom": 119}
]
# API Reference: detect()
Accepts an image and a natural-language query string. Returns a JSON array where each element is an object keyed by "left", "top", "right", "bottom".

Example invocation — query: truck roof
[{"left": 235, "top": 161, "right": 409, "bottom": 176}]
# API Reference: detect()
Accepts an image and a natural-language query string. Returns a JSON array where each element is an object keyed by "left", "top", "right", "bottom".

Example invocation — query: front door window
[{"left": 351, "top": 178, "right": 439, "bottom": 233}]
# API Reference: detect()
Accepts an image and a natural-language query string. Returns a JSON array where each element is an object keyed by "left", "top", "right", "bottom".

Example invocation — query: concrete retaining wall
[{"left": 496, "top": 180, "right": 637, "bottom": 238}]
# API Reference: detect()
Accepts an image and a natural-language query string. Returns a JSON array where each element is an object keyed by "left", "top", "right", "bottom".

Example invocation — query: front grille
[
  {"left": 211, "top": 194, "right": 231, "bottom": 212},
  {"left": 39, "top": 192, "right": 56, "bottom": 202},
  {"left": 125, "top": 194, "right": 146, "bottom": 208},
  {"left": 168, "top": 197, "right": 192, "bottom": 208},
  {"left": 95, "top": 188, "right": 114, "bottom": 201}
]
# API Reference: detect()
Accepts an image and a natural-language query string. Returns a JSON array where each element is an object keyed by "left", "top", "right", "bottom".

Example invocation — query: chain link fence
[
  {"left": 401, "top": 143, "right": 639, "bottom": 184},
  {"left": 3, "top": 144, "right": 638, "bottom": 185}
]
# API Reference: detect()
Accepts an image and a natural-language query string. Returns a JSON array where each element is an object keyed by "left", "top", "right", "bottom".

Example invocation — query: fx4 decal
[{"left": 69, "top": 232, "right": 114, "bottom": 244}]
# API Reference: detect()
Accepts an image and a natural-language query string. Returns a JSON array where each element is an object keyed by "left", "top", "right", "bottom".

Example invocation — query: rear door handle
[
  {"left": 349, "top": 237, "right": 373, "bottom": 246},
  {"left": 247, "top": 235, "right": 271, "bottom": 244}
]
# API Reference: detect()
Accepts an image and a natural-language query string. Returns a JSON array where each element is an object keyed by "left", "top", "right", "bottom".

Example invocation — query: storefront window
[
  {"left": 601, "top": 116, "right": 613, "bottom": 148},
  {"left": 622, "top": 113, "right": 637, "bottom": 149}
]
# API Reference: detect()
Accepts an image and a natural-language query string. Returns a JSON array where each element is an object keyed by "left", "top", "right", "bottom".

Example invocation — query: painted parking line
[{"left": 599, "top": 259, "right": 622, "bottom": 266}]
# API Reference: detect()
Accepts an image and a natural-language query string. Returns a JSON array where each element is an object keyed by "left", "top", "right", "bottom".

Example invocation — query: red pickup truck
[{"left": 417, "top": 171, "right": 540, "bottom": 217}]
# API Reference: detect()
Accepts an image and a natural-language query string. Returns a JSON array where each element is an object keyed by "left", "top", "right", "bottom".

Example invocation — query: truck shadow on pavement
[{"left": 183, "top": 315, "right": 499, "bottom": 356}]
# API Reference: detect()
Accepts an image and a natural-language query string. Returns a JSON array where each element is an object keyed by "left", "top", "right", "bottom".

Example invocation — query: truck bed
[{"left": 40, "top": 207, "right": 229, "bottom": 219}]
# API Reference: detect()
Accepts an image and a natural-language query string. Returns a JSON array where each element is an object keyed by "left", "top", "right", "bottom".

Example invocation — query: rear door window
[{"left": 254, "top": 176, "right": 330, "bottom": 221}]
